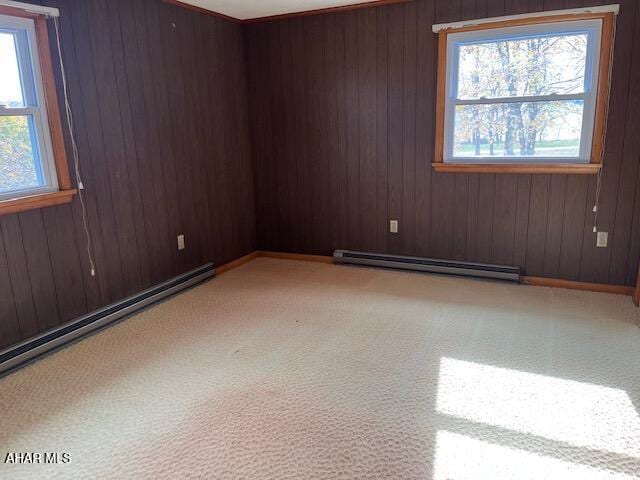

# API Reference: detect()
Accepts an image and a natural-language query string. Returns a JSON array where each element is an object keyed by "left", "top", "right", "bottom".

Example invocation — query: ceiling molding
[
  {"left": 243, "top": 0, "right": 411, "bottom": 23},
  {"left": 161, "top": 0, "right": 242, "bottom": 23},
  {"left": 162, "top": 0, "right": 412, "bottom": 24}
]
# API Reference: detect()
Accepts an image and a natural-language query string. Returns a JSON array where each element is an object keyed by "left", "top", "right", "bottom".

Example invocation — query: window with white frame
[
  {"left": 0, "top": 12, "right": 59, "bottom": 201},
  {"left": 434, "top": 10, "right": 615, "bottom": 173}
]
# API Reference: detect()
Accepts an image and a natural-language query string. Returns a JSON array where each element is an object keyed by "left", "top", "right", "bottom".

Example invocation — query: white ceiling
[{"left": 179, "top": 0, "right": 382, "bottom": 20}]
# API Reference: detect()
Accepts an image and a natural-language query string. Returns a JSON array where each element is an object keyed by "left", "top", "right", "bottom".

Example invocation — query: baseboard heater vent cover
[
  {"left": 0, "top": 263, "right": 215, "bottom": 377},
  {"left": 334, "top": 250, "right": 520, "bottom": 283}
]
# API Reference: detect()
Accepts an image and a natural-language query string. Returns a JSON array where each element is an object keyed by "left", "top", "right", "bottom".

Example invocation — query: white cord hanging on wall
[
  {"left": 592, "top": 167, "right": 604, "bottom": 234},
  {"left": 53, "top": 16, "right": 97, "bottom": 278}
]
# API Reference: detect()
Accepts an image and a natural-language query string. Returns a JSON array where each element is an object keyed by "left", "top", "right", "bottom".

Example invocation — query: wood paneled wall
[
  {"left": 244, "top": 0, "right": 640, "bottom": 287},
  {"left": 0, "top": 0, "right": 256, "bottom": 350}
]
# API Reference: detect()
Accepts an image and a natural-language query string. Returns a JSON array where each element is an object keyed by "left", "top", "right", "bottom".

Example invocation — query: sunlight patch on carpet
[
  {"left": 436, "top": 357, "right": 640, "bottom": 458},
  {"left": 433, "top": 430, "right": 637, "bottom": 480}
]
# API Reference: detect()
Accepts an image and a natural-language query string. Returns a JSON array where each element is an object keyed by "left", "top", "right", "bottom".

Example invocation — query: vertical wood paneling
[
  {"left": 201, "top": 15, "right": 227, "bottom": 264},
  {"left": 580, "top": 0, "right": 637, "bottom": 283},
  {"left": 159, "top": 3, "right": 198, "bottom": 270},
  {"left": 558, "top": 176, "right": 588, "bottom": 280},
  {"left": 281, "top": 21, "right": 301, "bottom": 252},
  {"left": 54, "top": 0, "right": 106, "bottom": 310},
  {"left": 491, "top": 175, "right": 518, "bottom": 265},
  {"left": 230, "top": 22, "right": 257, "bottom": 259},
  {"left": 358, "top": 8, "right": 378, "bottom": 253},
  {"left": 18, "top": 211, "right": 60, "bottom": 331},
  {"left": 244, "top": 26, "right": 267, "bottom": 256},
  {"left": 524, "top": 175, "right": 549, "bottom": 276},
  {"left": 115, "top": 0, "right": 164, "bottom": 285},
  {"left": 476, "top": 175, "right": 496, "bottom": 263},
  {"left": 87, "top": 0, "right": 144, "bottom": 294},
  {"left": 402, "top": 2, "right": 418, "bottom": 255},
  {"left": 1, "top": 216, "right": 39, "bottom": 338},
  {"left": 41, "top": 205, "right": 87, "bottom": 320},
  {"left": 629, "top": 174, "right": 640, "bottom": 286},
  {"left": 68, "top": 0, "right": 125, "bottom": 303},
  {"left": 0, "top": 0, "right": 256, "bottom": 350},
  {"left": 325, "top": 15, "right": 342, "bottom": 252},
  {"left": 245, "top": 0, "right": 640, "bottom": 289},
  {"left": 306, "top": 16, "right": 332, "bottom": 253},
  {"left": 267, "top": 22, "right": 289, "bottom": 253},
  {"left": 512, "top": 175, "right": 531, "bottom": 267},
  {"left": 344, "top": 11, "right": 362, "bottom": 251},
  {"left": 176, "top": 7, "right": 210, "bottom": 268},
  {"left": 609, "top": 0, "right": 640, "bottom": 284},
  {"left": 0, "top": 230, "right": 21, "bottom": 349},
  {"left": 335, "top": 14, "right": 350, "bottom": 251},
  {"left": 146, "top": 0, "right": 185, "bottom": 271},
  {"left": 387, "top": 4, "right": 404, "bottom": 254},
  {"left": 543, "top": 175, "right": 567, "bottom": 277},
  {"left": 293, "top": 18, "right": 313, "bottom": 252},
  {"left": 413, "top": 0, "right": 434, "bottom": 258},
  {"left": 453, "top": 174, "right": 468, "bottom": 260}
]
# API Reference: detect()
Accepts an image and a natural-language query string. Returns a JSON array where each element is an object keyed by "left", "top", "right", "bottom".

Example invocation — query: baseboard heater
[
  {"left": 0, "top": 263, "right": 215, "bottom": 377},
  {"left": 333, "top": 250, "right": 521, "bottom": 283}
]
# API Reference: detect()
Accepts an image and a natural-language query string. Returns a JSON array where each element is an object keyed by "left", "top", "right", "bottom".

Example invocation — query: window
[
  {"left": 0, "top": 6, "right": 73, "bottom": 215},
  {"left": 433, "top": 10, "right": 616, "bottom": 174}
]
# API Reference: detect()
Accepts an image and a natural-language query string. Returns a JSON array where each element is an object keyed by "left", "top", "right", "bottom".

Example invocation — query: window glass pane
[
  {"left": 457, "top": 33, "right": 588, "bottom": 100},
  {"left": 0, "top": 32, "right": 25, "bottom": 107},
  {"left": 0, "top": 115, "right": 43, "bottom": 193},
  {"left": 453, "top": 100, "right": 584, "bottom": 158}
]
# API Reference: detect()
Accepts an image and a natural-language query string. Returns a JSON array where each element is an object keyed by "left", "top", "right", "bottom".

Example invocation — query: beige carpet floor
[{"left": 1, "top": 257, "right": 640, "bottom": 480}]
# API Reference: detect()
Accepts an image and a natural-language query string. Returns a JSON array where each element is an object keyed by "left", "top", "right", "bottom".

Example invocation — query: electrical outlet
[
  {"left": 177, "top": 234, "right": 185, "bottom": 251},
  {"left": 390, "top": 220, "right": 399, "bottom": 234},
  {"left": 596, "top": 231, "right": 608, "bottom": 248}
]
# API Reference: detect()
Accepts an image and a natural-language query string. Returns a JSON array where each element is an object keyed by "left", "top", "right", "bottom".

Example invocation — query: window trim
[
  {"left": 433, "top": 11, "right": 615, "bottom": 175},
  {"left": 444, "top": 20, "right": 601, "bottom": 164},
  {"left": 0, "top": 5, "right": 74, "bottom": 215}
]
